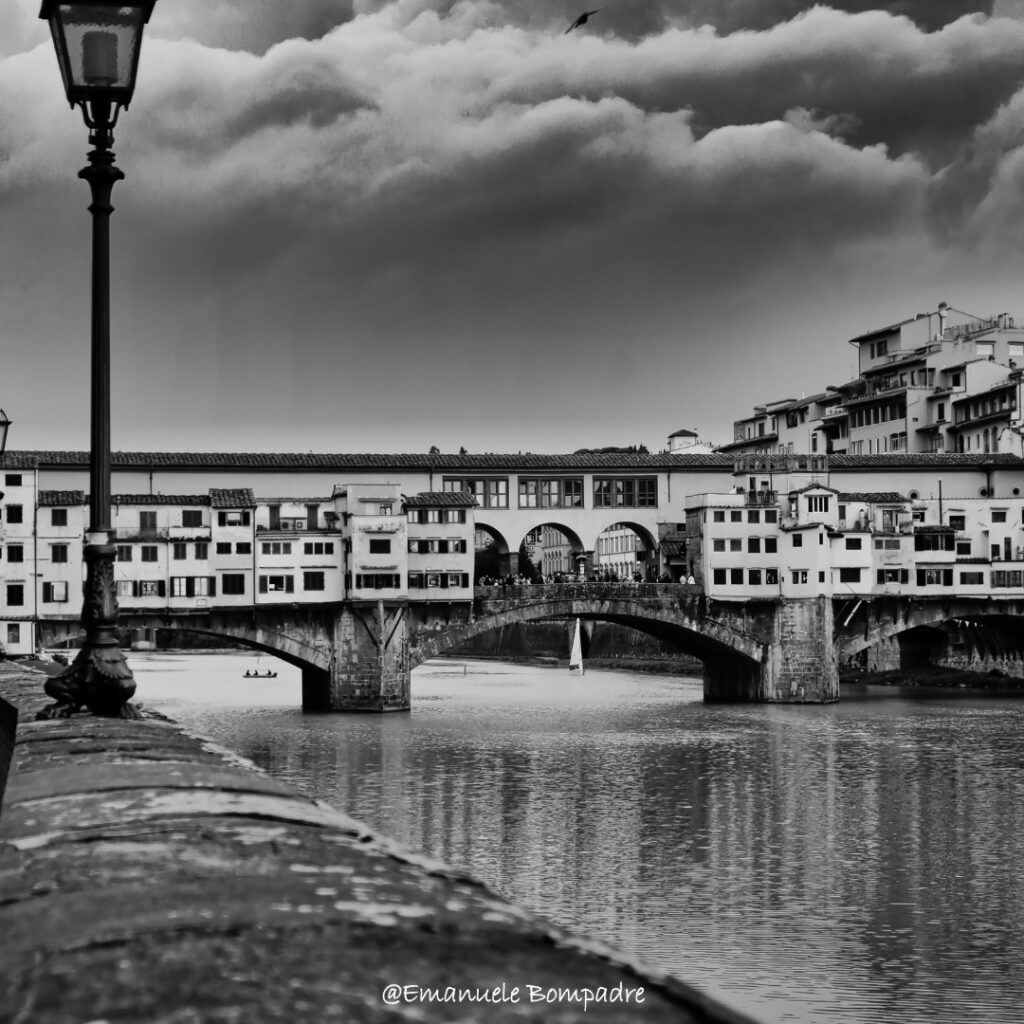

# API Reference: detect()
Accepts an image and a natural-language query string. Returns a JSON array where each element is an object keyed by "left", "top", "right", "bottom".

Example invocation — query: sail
[{"left": 569, "top": 618, "right": 584, "bottom": 674}]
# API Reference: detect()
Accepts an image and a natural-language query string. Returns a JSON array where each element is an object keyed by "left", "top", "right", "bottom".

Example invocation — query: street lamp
[
  {"left": 37, "top": 0, "right": 157, "bottom": 719},
  {"left": 0, "top": 409, "right": 10, "bottom": 456}
]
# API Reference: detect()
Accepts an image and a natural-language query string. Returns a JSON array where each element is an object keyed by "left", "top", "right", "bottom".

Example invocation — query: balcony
[
  {"left": 115, "top": 527, "right": 169, "bottom": 541},
  {"left": 744, "top": 490, "right": 778, "bottom": 507}
]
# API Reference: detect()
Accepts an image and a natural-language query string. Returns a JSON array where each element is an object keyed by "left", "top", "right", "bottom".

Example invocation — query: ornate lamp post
[
  {"left": 37, "top": 0, "right": 157, "bottom": 719},
  {"left": 0, "top": 409, "right": 10, "bottom": 456}
]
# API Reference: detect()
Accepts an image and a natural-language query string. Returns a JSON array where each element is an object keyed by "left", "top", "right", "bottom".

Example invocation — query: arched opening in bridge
[
  {"left": 518, "top": 523, "right": 587, "bottom": 582},
  {"left": 593, "top": 521, "right": 659, "bottom": 582},
  {"left": 474, "top": 523, "right": 513, "bottom": 582}
]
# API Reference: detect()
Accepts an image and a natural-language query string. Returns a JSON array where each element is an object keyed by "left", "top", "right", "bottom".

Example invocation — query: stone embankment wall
[{"left": 0, "top": 662, "right": 759, "bottom": 1024}]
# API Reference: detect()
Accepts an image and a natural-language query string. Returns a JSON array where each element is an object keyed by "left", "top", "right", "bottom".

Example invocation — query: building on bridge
[
  {"left": 722, "top": 303, "right": 1024, "bottom": 458},
  {"left": 0, "top": 479, "right": 476, "bottom": 655},
  {"left": 686, "top": 453, "right": 1024, "bottom": 603}
]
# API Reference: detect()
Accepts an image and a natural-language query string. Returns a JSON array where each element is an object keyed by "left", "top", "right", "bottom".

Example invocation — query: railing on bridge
[{"left": 473, "top": 581, "right": 705, "bottom": 601}]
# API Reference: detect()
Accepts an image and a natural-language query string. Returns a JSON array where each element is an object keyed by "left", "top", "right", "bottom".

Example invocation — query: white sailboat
[{"left": 569, "top": 617, "right": 584, "bottom": 675}]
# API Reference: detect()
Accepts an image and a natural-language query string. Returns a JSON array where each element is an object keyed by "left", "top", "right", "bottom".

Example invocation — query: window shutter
[
  {"left": 158, "top": 580, "right": 166, "bottom": 597},
  {"left": 259, "top": 577, "right": 268, "bottom": 593},
  {"left": 286, "top": 577, "right": 294, "bottom": 594},
  {"left": 208, "top": 576, "right": 216, "bottom": 596}
]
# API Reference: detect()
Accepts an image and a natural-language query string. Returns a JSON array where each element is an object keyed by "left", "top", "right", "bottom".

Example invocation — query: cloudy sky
[{"left": 4, "top": 0, "right": 1024, "bottom": 455}]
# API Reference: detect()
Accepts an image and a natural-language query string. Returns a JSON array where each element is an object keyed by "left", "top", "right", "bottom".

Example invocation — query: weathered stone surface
[{"left": 0, "top": 664, "right": 761, "bottom": 1024}]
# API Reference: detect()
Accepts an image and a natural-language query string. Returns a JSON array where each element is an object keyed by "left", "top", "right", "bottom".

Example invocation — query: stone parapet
[{"left": 0, "top": 663, "right": 761, "bottom": 1023}]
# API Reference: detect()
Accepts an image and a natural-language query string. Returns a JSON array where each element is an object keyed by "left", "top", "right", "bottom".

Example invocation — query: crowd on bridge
[{"left": 475, "top": 571, "right": 693, "bottom": 587}]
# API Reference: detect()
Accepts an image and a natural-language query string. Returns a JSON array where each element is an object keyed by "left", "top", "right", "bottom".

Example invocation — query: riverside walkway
[{"left": 0, "top": 662, "right": 759, "bottom": 1024}]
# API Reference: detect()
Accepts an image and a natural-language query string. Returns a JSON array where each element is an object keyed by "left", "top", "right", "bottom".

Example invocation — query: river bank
[{"left": 840, "top": 663, "right": 1024, "bottom": 691}]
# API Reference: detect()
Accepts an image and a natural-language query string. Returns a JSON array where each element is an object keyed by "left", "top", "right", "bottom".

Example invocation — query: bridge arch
[
  {"left": 409, "top": 591, "right": 766, "bottom": 676},
  {"left": 37, "top": 607, "right": 335, "bottom": 677}
]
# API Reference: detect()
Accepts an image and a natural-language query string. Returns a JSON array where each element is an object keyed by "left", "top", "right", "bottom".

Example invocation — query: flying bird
[{"left": 564, "top": 7, "right": 604, "bottom": 33}]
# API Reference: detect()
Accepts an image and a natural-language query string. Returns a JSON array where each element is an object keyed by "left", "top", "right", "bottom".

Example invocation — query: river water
[{"left": 128, "top": 652, "right": 1024, "bottom": 1024}]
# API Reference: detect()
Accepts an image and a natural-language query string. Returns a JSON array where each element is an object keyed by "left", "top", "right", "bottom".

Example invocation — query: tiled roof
[
  {"left": 0, "top": 454, "right": 38, "bottom": 470},
  {"left": 112, "top": 494, "right": 211, "bottom": 506},
  {"left": 788, "top": 483, "right": 839, "bottom": 495},
  {"left": 661, "top": 541, "right": 686, "bottom": 557},
  {"left": 38, "top": 490, "right": 85, "bottom": 506},
  {"left": 8, "top": 450, "right": 738, "bottom": 471},
  {"left": 914, "top": 524, "right": 955, "bottom": 534},
  {"left": 210, "top": 487, "right": 256, "bottom": 509},
  {"left": 837, "top": 492, "right": 906, "bottom": 503},
  {"left": 403, "top": 491, "right": 479, "bottom": 508},
  {"left": 9, "top": 449, "right": 1024, "bottom": 472}
]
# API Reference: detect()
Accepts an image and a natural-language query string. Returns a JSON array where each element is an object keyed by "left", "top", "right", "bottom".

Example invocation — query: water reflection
[{"left": 132, "top": 653, "right": 1024, "bottom": 1024}]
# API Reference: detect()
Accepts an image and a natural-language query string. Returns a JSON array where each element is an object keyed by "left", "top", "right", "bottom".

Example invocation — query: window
[
  {"left": 713, "top": 569, "right": 726, "bottom": 585},
  {"left": 5, "top": 504, "right": 22, "bottom": 524},
  {"left": 42, "top": 581, "right": 68, "bottom": 603},
  {"left": 730, "top": 511, "right": 742, "bottom": 522},
  {"left": 765, "top": 569, "right": 779, "bottom": 585},
  {"left": 729, "top": 539, "right": 742, "bottom": 552},
  {"left": 713, "top": 540, "right": 726, "bottom": 552},
  {"left": 916, "top": 568, "right": 954, "bottom": 586},
  {"left": 747, "top": 538, "right": 761, "bottom": 553},
  {"left": 445, "top": 509, "right": 467, "bottom": 523},
  {"left": 877, "top": 568, "right": 909, "bottom": 584},
  {"left": 221, "top": 574, "right": 246, "bottom": 596},
  {"left": 195, "top": 542, "right": 208, "bottom": 560},
  {"left": 592, "top": 477, "right": 657, "bottom": 508},
  {"left": 117, "top": 545, "right": 132, "bottom": 561},
  {"left": 216, "top": 542, "right": 232, "bottom": 555},
  {"left": 7, "top": 545, "right": 23, "bottom": 563},
  {"left": 518, "top": 478, "right": 584, "bottom": 509},
  {"left": 51, "top": 544, "right": 68, "bottom": 564},
  {"left": 793, "top": 534, "right": 803, "bottom": 547},
  {"left": 447, "top": 573, "right": 464, "bottom": 588},
  {"left": 956, "top": 541, "right": 972, "bottom": 556},
  {"left": 765, "top": 538, "right": 777, "bottom": 553},
  {"left": 959, "top": 572, "right": 985, "bottom": 585},
  {"left": 4, "top": 474, "right": 22, "bottom": 486},
  {"left": 976, "top": 341, "right": 995, "bottom": 359},
  {"left": 378, "top": 503, "right": 392, "bottom": 516},
  {"left": 261, "top": 542, "right": 292, "bottom": 555},
  {"left": 713, "top": 511, "right": 725, "bottom": 523},
  {"left": 51, "top": 508, "right": 68, "bottom": 527},
  {"left": 747, "top": 510, "right": 760, "bottom": 523},
  {"left": 182, "top": 510, "right": 203, "bottom": 527},
  {"left": 369, "top": 538, "right": 391, "bottom": 554},
  {"left": 171, "top": 577, "right": 213, "bottom": 598},
  {"left": 304, "top": 541, "right": 335, "bottom": 556},
  {"left": 748, "top": 569, "right": 762, "bottom": 585},
  {"left": 839, "top": 568, "right": 861, "bottom": 583},
  {"left": 259, "top": 575, "right": 295, "bottom": 593},
  {"left": 7, "top": 623, "right": 20, "bottom": 644},
  {"left": 443, "top": 477, "right": 508, "bottom": 508},
  {"left": 6, "top": 584, "right": 24, "bottom": 606},
  {"left": 217, "top": 510, "right": 251, "bottom": 526},
  {"left": 173, "top": 543, "right": 188, "bottom": 560},
  {"left": 116, "top": 580, "right": 134, "bottom": 598},
  {"left": 992, "top": 510, "right": 1008, "bottom": 523},
  {"left": 764, "top": 510, "right": 778, "bottom": 524},
  {"left": 304, "top": 571, "right": 326, "bottom": 591},
  {"left": 845, "top": 538, "right": 862, "bottom": 550},
  {"left": 807, "top": 495, "right": 830, "bottom": 513},
  {"left": 730, "top": 569, "right": 743, "bottom": 585},
  {"left": 354, "top": 573, "right": 401, "bottom": 589},
  {"left": 139, "top": 510, "right": 157, "bottom": 531},
  {"left": 139, "top": 580, "right": 164, "bottom": 597},
  {"left": 141, "top": 546, "right": 158, "bottom": 562},
  {"left": 236, "top": 542, "right": 251, "bottom": 555},
  {"left": 791, "top": 571, "right": 808, "bottom": 584}
]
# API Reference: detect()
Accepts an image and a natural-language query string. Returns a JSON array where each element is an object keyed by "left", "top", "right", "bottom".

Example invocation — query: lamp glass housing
[
  {"left": 0, "top": 408, "right": 9, "bottom": 455},
  {"left": 39, "top": 1, "right": 156, "bottom": 111}
]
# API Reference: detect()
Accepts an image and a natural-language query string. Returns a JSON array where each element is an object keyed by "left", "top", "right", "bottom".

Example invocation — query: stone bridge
[
  {"left": 37, "top": 584, "right": 838, "bottom": 710},
  {"left": 38, "top": 586, "right": 1024, "bottom": 711}
]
